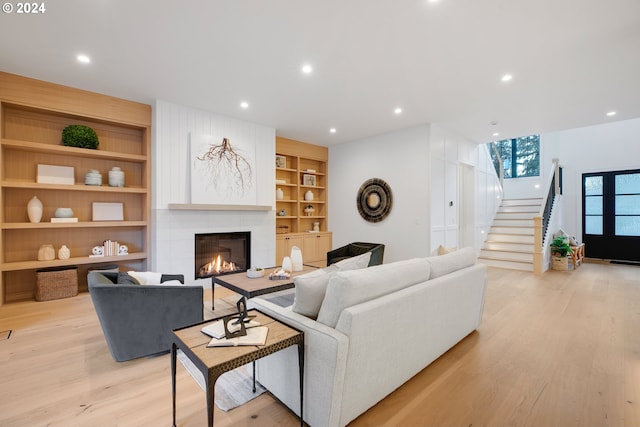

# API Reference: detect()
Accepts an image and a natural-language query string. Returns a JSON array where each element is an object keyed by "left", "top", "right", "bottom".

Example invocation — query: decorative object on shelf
[
  {"left": 278, "top": 208, "right": 287, "bottom": 216},
  {"left": 290, "top": 246, "right": 303, "bottom": 271},
  {"left": 303, "top": 174, "right": 316, "bottom": 186},
  {"left": 246, "top": 267, "right": 265, "bottom": 278},
  {"left": 313, "top": 222, "right": 320, "bottom": 232},
  {"left": 281, "top": 256, "right": 293, "bottom": 273},
  {"left": 108, "top": 166, "right": 125, "bottom": 187},
  {"left": 61, "top": 124, "right": 99, "bottom": 149},
  {"left": 275, "top": 155, "right": 287, "bottom": 169},
  {"left": 118, "top": 245, "right": 129, "bottom": 255},
  {"left": 54, "top": 207, "right": 74, "bottom": 218},
  {"left": 305, "top": 190, "right": 314, "bottom": 201},
  {"left": 276, "top": 225, "right": 289, "bottom": 234},
  {"left": 85, "top": 169, "right": 103, "bottom": 186},
  {"left": 37, "top": 164, "right": 75, "bottom": 185},
  {"left": 357, "top": 178, "right": 393, "bottom": 223},
  {"left": 92, "top": 202, "right": 124, "bottom": 221},
  {"left": 304, "top": 205, "right": 315, "bottom": 216},
  {"left": 276, "top": 187, "right": 284, "bottom": 200},
  {"left": 27, "top": 196, "right": 43, "bottom": 223},
  {"left": 92, "top": 246, "right": 104, "bottom": 256},
  {"left": 37, "top": 244, "right": 55, "bottom": 261},
  {"left": 58, "top": 245, "right": 71, "bottom": 260}
]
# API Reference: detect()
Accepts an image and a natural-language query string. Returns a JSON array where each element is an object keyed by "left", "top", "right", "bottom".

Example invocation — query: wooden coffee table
[
  {"left": 171, "top": 309, "right": 304, "bottom": 427},
  {"left": 211, "top": 265, "right": 318, "bottom": 310}
]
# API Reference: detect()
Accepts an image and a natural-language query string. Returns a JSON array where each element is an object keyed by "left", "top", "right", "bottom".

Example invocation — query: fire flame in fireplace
[{"left": 200, "top": 255, "right": 239, "bottom": 276}]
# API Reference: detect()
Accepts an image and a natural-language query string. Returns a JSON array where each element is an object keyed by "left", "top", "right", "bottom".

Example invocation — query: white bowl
[{"left": 246, "top": 269, "right": 265, "bottom": 279}]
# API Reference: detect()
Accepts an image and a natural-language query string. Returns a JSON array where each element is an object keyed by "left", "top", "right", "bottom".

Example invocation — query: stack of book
[{"left": 102, "top": 240, "right": 121, "bottom": 256}]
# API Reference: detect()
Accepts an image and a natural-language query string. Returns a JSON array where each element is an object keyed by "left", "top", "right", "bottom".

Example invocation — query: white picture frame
[
  {"left": 302, "top": 174, "right": 316, "bottom": 186},
  {"left": 37, "top": 164, "right": 75, "bottom": 185}
]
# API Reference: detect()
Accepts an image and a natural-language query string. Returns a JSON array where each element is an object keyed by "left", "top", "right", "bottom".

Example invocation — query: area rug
[{"left": 177, "top": 349, "right": 266, "bottom": 411}]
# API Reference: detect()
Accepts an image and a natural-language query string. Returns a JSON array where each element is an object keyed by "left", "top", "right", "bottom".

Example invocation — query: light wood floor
[{"left": 1, "top": 263, "right": 639, "bottom": 426}]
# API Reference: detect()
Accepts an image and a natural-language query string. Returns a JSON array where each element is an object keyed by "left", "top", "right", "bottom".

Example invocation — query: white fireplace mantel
[{"left": 168, "top": 203, "right": 272, "bottom": 212}]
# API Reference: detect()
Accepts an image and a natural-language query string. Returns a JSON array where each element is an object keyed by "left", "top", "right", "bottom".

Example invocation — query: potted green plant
[
  {"left": 61, "top": 125, "right": 99, "bottom": 149},
  {"left": 550, "top": 236, "right": 573, "bottom": 270}
]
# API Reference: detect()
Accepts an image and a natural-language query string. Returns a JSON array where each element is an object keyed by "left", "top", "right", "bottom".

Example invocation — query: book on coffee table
[
  {"left": 206, "top": 326, "right": 269, "bottom": 347},
  {"left": 201, "top": 319, "right": 261, "bottom": 340}
]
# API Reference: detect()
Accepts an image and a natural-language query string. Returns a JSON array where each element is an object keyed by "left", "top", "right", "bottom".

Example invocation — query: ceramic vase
[
  {"left": 27, "top": 196, "right": 43, "bottom": 223},
  {"left": 37, "top": 244, "right": 55, "bottom": 261},
  {"left": 58, "top": 245, "right": 71, "bottom": 260},
  {"left": 313, "top": 222, "right": 320, "bottom": 232},
  {"left": 281, "top": 256, "right": 293, "bottom": 272},
  {"left": 305, "top": 190, "right": 314, "bottom": 201},
  {"left": 108, "top": 166, "right": 125, "bottom": 187},
  {"left": 276, "top": 187, "right": 284, "bottom": 200},
  {"left": 54, "top": 207, "right": 74, "bottom": 218},
  {"left": 290, "top": 246, "right": 303, "bottom": 271}
]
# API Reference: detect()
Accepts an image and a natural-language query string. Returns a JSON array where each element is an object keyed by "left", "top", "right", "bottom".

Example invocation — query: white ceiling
[{"left": 1, "top": 0, "right": 639, "bottom": 146}]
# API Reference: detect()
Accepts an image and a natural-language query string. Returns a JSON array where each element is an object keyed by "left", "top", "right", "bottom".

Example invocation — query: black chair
[{"left": 327, "top": 242, "right": 385, "bottom": 267}]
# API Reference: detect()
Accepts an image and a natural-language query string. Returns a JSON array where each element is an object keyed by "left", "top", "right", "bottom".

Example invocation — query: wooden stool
[{"left": 570, "top": 243, "right": 585, "bottom": 269}]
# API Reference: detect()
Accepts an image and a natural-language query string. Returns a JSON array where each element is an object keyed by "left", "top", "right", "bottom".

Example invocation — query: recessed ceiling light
[
  {"left": 77, "top": 54, "right": 91, "bottom": 64},
  {"left": 492, "top": 132, "right": 500, "bottom": 137},
  {"left": 302, "top": 64, "right": 313, "bottom": 74},
  {"left": 606, "top": 111, "right": 617, "bottom": 117},
  {"left": 501, "top": 74, "right": 513, "bottom": 82},
  {"left": 329, "top": 128, "right": 337, "bottom": 134},
  {"left": 394, "top": 107, "right": 403, "bottom": 115},
  {"left": 240, "top": 101, "right": 249, "bottom": 109}
]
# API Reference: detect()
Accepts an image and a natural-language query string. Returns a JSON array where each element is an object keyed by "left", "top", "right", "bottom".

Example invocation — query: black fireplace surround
[{"left": 194, "top": 232, "right": 251, "bottom": 279}]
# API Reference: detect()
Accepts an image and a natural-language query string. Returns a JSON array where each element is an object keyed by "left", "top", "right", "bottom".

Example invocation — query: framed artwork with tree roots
[{"left": 357, "top": 178, "right": 392, "bottom": 223}]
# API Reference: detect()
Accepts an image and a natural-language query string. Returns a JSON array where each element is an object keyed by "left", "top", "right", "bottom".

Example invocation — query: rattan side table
[{"left": 171, "top": 309, "right": 304, "bottom": 427}]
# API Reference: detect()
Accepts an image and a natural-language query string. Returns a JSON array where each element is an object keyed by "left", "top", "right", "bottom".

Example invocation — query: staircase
[{"left": 479, "top": 198, "right": 543, "bottom": 271}]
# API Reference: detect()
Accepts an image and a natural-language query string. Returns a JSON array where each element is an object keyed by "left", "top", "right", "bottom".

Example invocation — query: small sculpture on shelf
[
  {"left": 58, "top": 245, "right": 71, "bottom": 260},
  {"left": 304, "top": 204, "right": 315, "bottom": 216}
]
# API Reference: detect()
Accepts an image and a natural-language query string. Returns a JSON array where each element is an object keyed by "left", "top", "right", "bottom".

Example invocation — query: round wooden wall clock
[{"left": 357, "top": 178, "right": 393, "bottom": 223}]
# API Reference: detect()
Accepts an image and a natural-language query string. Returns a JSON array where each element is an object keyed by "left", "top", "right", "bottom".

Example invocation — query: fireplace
[{"left": 194, "top": 232, "right": 251, "bottom": 279}]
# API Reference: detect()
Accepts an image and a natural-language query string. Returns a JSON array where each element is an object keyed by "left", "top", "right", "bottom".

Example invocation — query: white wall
[
  {"left": 328, "top": 125, "right": 431, "bottom": 262},
  {"left": 328, "top": 124, "right": 502, "bottom": 262},
  {"left": 430, "top": 124, "right": 502, "bottom": 253},
  {"left": 502, "top": 117, "right": 640, "bottom": 240},
  {"left": 152, "top": 100, "right": 276, "bottom": 282}
]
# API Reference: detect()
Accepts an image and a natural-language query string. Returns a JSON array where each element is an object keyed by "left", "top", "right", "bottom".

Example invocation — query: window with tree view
[{"left": 489, "top": 134, "right": 540, "bottom": 178}]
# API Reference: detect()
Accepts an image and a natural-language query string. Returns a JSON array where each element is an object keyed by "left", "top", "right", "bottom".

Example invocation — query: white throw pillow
[
  {"left": 334, "top": 252, "right": 372, "bottom": 270},
  {"left": 292, "top": 266, "right": 337, "bottom": 318},
  {"left": 317, "top": 258, "right": 431, "bottom": 328},
  {"left": 127, "top": 271, "right": 162, "bottom": 285},
  {"left": 426, "top": 247, "right": 477, "bottom": 279},
  {"left": 292, "top": 252, "right": 371, "bottom": 319}
]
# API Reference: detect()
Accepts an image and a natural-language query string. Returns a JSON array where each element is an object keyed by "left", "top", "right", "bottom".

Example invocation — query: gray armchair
[
  {"left": 88, "top": 271, "right": 203, "bottom": 362},
  {"left": 327, "top": 242, "right": 385, "bottom": 267}
]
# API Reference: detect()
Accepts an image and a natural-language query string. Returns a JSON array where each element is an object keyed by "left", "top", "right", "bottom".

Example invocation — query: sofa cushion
[
  {"left": 317, "top": 258, "right": 431, "bottom": 328},
  {"left": 117, "top": 272, "right": 140, "bottom": 285},
  {"left": 292, "top": 252, "right": 371, "bottom": 319},
  {"left": 127, "top": 271, "right": 162, "bottom": 285},
  {"left": 426, "top": 247, "right": 477, "bottom": 279}
]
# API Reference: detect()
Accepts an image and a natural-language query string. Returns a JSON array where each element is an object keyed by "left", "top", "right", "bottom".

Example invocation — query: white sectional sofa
[{"left": 249, "top": 247, "right": 487, "bottom": 427}]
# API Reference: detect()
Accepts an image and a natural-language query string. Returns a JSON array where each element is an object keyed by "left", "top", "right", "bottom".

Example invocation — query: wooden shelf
[
  {"left": 2, "top": 180, "right": 147, "bottom": 193},
  {"left": 1, "top": 252, "right": 148, "bottom": 271},
  {"left": 2, "top": 221, "right": 147, "bottom": 230},
  {"left": 0, "top": 71, "right": 152, "bottom": 304},
  {"left": 1, "top": 139, "right": 147, "bottom": 162}
]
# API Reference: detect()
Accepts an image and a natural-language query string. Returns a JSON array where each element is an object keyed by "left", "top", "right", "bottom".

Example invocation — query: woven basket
[
  {"left": 35, "top": 267, "right": 78, "bottom": 301},
  {"left": 276, "top": 225, "right": 289, "bottom": 234}
]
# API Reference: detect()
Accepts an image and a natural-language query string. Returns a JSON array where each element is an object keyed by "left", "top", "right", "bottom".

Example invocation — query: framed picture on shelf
[
  {"left": 303, "top": 174, "right": 316, "bottom": 186},
  {"left": 275, "top": 155, "right": 287, "bottom": 169}
]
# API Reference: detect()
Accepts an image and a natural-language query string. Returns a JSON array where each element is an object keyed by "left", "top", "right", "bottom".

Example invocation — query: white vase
[
  {"left": 305, "top": 190, "right": 314, "bottom": 201},
  {"left": 281, "top": 256, "right": 293, "bottom": 272},
  {"left": 58, "top": 245, "right": 71, "bottom": 260},
  {"left": 290, "top": 246, "right": 303, "bottom": 271},
  {"left": 276, "top": 187, "right": 284, "bottom": 200},
  {"left": 27, "top": 196, "right": 43, "bottom": 223},
  {"left": 37, "top": 244, "right": 55, "bottom": 261},
  {"left": 108, "top": 167, "right": 125, "bottom": 187}
]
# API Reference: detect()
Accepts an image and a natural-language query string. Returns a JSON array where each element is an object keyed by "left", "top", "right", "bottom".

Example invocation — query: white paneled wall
[
  {"left": 429, "top": 124, "right": 502, "bottom": 252},
  {"left": 152, "top": 100, "right": 276, "bottom": 282}
]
